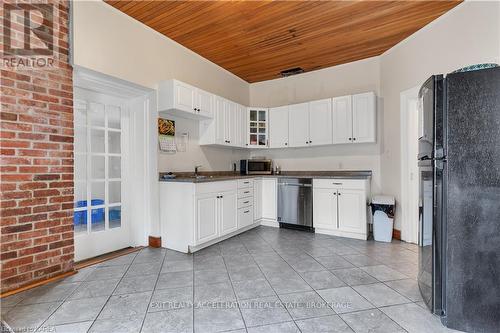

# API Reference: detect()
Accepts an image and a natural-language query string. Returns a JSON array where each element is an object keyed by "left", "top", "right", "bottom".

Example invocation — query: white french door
[{"left": 73, "top": 88, "right": 131, "bottom": 261}]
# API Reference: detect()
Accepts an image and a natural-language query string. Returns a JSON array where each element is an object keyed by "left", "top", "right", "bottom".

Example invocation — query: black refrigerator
[{"left": 417, "top": 66, "right": 500, "bottom": 332}]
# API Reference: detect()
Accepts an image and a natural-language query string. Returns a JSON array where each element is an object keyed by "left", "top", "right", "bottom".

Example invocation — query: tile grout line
[
  {"left": 257, "top": 233, "right": 358, "bottom": 332},
  {"left": 255, "top": 228, "right": 407, "bottom": 333},
  {"left": 221, "top": 236, "right": 249, "bottom": 332},
  {"left": 240, "top": 233, "right": 302, "bottom": 332},
  {"left": 87, "top": 251, "right": 142, "bottom": 332},
  {"left": 36, "top": 252, "right": 139, "bottom": 332},
  {"left": 138, "top": 249, "right": 168, "bottom": 333}
]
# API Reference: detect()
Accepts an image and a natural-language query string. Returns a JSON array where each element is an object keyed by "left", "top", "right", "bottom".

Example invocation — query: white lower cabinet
[
  {"left": 312, "top": 188, "right": 338, "bottom": 230},
  {"left": 313, "top": 179, "right": 370, "bottom": 240},
  {"left": 261, "top": 178, "right": 277, "bottom": 221},
  {"left": 237, "top": 179, "right": 254, "bottom": 229},
  {"left": 160, "top": 180, "right": 258, "bottom": 253},
  {"left": 195, "top": 188, "right": 238, "bottom": 245},
  {"left": 238, "top": 207, "right": 254, "bottom": 228},
  {"left": 337, "top": 189, "right": 366, "bottom": 234},
  {"left": 254, "top": 178, "right": 263, "bottom": 221},
  {"left": 161, "top": 177, "right": 370, "bottom": 253},
  {"left": 219, "top": 190, "right": 238, "bottom": 236},
  {"left": 195, "top": 193, "right": 219, "bottom": 244}
]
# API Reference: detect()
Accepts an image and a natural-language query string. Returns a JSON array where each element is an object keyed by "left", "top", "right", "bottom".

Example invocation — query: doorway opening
[
  {"left": 73, "top": 67, "right": 157, "bottom": 261},
  {"left": 400, "top": 86, "right": 420, "bottom": 244}
]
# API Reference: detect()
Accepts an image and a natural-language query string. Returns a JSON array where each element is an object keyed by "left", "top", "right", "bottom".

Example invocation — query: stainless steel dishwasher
[{"left": 277, "top": 178, "right": 314, "bottom": 231}]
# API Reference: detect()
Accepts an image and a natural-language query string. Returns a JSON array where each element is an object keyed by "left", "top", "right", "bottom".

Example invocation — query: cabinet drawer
[
  {"left": 313, "top": 179, "right": 366, "bottom": 190},
  {"left": 196, "top": 180, "right": 237, "bottom": 194},
  {"left": 238, "top": 197, "right": 253, "bottom": 209},
  {"left": 237, "top": 178, "right": 254, "bottom": 189},
  {"left": 238, "top": 206, "right": 254, "bottom": 228},
  {"left": 238, "top": 188, "right": 253, "bottom": 198}
]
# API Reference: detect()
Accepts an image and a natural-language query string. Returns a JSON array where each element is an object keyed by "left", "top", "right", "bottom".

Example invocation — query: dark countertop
[{"left": 159, "top": 170, "right": 372, "bottom": 183}]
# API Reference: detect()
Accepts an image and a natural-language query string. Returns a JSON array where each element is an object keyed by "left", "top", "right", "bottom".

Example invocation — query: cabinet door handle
[
  {"left": 244, "top": 210, "right": 250, "bottom": 214},
  {"left": 243, "top": 201, "right": 249, "bottom": 204},
  {"left": 338, "top": 192, "right": 342, "bottom": 196},
  {"left": 285, "top": 143, "right": 288, "bottom": 146},
  {"left": 243, "top": 191, "right": 250, "bottom": 194},
  {"left": 353, "top": 138, "right": 356, "bottom": 141},
  {"left": 309, "top": 141, "right": 312, "bottom": 144},
  {"left": 332, "top": 182, "right": 343, "bottom": 185}
]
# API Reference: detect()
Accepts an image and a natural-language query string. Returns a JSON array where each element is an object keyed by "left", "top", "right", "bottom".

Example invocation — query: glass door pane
[
  {"left": 74, "top": 100, "right": 123, "bottom": 235},
  {"left": 250, "top": 110, "right": 257, "bottom": 121},
  {"left": 109, "top": 206, "right": 121, "bottom": 229}
]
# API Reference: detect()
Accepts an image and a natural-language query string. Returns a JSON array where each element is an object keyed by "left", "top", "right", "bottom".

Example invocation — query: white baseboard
[
  {"left": 314, "top": 228, "right": 367, "bottom": 240},
  {"left": 259, "top": 219, "right": 279, "bottom": 228},
  {"left": 189, "top": 222, "right": 260, "bottom": 253}
]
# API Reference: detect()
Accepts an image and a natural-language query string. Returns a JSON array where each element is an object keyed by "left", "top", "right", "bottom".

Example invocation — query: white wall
[
  {"left": 380, "top": 1, "right": 500, "bottom": 229},
  {"left": 249, "top": 57, "right": 383, "bottom": 194},
  {"left": 72, "top": 0, "right": 250, "bottom": 172},
  {"left": 74, "top": 1, "right": 500, "bottom": 232},
  {"left": 157, "top": 115, "right": 248, "bottom": 173}
]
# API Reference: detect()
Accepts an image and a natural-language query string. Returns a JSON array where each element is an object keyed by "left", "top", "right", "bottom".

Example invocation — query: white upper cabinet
[
  {"left": 248, "top": 107, "right": 269, "bottom": 148},
  {"left": 239, "top": 104, "right": 248, "bottom": 147},
  {"left": 225, "top": 101, "right": 236, "bottom": 146},
  {"left": 214, "top": 97, "right": 226, "bottom": 145},
  {"left": 332, "top": 95, "right": 353, "bottom": 144},
  {"left": 162, "top": 78, "right": 375, "bottom": 149},
  {"left": 199, "top": 98, "right": 247, "bottom": 148},
  {"left": 352, "top": 92, "right": 376, "bottom": 143},
  {"left": 196, "top": 88, "right": 214, "bottom": 118},
  {"left": 283, "top": 99, "right": 333, "bottom": 148},
  {"left": 288, "top": 102, "right": 309, "bottom": 147},
  {"left": 174, "top": 81, "right": 196, "bottom": 112},
  {"left": 332, "top": 92, "right": 376, "bottom": 144},
  {"left": 158, "top": 79, "right": 213, "bottom": 120},
  {"left": 269, "top": 105, "right": 289, "bottom": 148},
  {"left": 309, "top": 98, "right": 333, "bottom": 146}
]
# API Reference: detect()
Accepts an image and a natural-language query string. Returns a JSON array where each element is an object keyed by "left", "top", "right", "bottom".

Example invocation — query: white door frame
[
  {"left": 73, "top": 66, "right": 158, "bottom": 260},
  {"left": 400, "top": 86, "right": 420, "bottom": 244}
]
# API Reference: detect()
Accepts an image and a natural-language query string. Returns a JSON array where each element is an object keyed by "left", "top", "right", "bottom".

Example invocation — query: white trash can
[{"left": 371, "top": 195, "right": 395, "bottom": 242}]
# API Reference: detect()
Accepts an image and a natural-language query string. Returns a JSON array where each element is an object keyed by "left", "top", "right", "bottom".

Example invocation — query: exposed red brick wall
[{"left": 0, "top": 1, "right": 74, "bottom": 293}]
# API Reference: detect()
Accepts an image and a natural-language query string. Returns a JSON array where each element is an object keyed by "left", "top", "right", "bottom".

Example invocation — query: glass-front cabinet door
[{"left": 248, "top": 107, "right": 268, "bottom": 148}]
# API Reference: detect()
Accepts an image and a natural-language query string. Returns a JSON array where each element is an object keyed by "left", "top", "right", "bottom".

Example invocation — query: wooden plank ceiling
[{"left": 106, "top": 0, "right": 461, "bottom": 83}]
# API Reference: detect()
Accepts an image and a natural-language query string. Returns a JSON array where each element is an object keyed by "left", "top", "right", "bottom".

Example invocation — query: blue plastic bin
[{"left": 73, "top": 199, "right": 105, "bottom": 225}]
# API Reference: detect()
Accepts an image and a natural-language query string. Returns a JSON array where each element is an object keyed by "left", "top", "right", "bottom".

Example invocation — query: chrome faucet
[{"left": 194, "top": 165, "right": 202, "bottom": 177}]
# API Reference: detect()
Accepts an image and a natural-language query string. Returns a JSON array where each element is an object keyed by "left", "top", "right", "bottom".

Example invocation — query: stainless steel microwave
[{"left": 240, "top": 159, "right": 273, "bottom": 175}]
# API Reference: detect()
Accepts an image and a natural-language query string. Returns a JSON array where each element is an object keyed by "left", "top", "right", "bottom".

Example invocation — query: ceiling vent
[{"left": 280, "top": 67, "right": 304, "bottom": 77}]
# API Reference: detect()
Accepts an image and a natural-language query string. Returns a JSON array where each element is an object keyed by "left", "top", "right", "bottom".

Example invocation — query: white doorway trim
[
  {"left": 400, "top": 86, "right": 420, "bottom": 244},
  {"left": 73, "top": 66, "right": 159, "bottom": 259}
]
